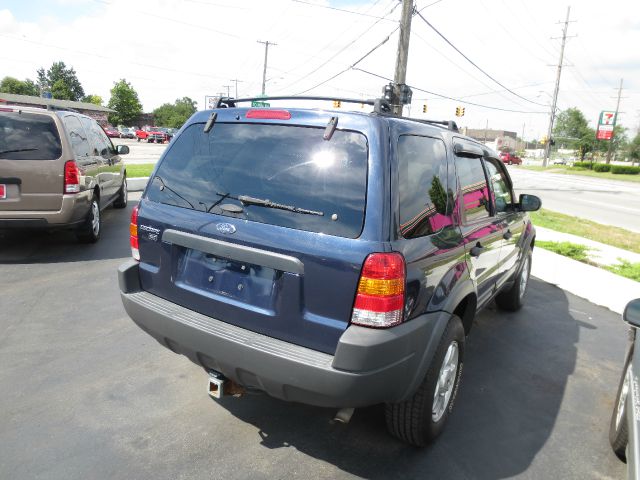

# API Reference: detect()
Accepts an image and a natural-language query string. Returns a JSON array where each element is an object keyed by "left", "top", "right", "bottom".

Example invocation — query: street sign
[
  {"left": 205, "top": 95, "right": 218, "bottom": 110},
  {"left": 596, "top": 110, "right": 616, "bottom": 141},
  {"left": 251, "top": 101, "right": 270, "bottom": 107}
]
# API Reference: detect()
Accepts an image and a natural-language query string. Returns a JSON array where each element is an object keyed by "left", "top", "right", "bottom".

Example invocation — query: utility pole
[
  {"left": 258, "top": 40, "right": 276, "bottom": 96},
  {"left": 391, "top": 0, "right": 414, "bottom": 115},
  {"left": 230, "top": 78, "right": 243, "bottom": 98},
  {"left": 222, "top": 85, "right": 232, "bottom": 98},
  {"left": 521, "top": 122, "right": 525, "bottom": 150},
  {"left": 606, "top": 78, "right": 624, "bottom": 164},
  {"left": 544, "top": 6, "right": 572, "bottom": 167}
]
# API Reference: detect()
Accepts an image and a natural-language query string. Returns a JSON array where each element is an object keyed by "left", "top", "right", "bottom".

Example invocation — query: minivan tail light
[
  {"left": 130, "top": 204, "right": 140, "bottom": 261},
  {"left": 63, "top": 160, "right": 80, "bottom": 193},
  {"left": 246, "top": 109, "right": 291, "bottom": 120},
  {"left": 351, "top": 253, "right": 405, "bottom": 328}
]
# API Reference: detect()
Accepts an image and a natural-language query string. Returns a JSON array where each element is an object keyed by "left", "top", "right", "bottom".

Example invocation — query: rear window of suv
[
  {"left": 146, "top": 122, "right": 369, "bottom": 238},
  {"left": 0, "top": 112, "right": 62, "bottom": 160}
]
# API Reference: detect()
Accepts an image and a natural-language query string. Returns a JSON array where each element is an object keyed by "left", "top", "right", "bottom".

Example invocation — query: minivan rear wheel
[
  {"left": 610, "top": 349, "right": 632, "bottom": 461},
  {"left": 76, "top": 198, "right": 101, "bottom": 243},
  {"left": 385, "top": 315, "right": 465, "bottom": 446}
]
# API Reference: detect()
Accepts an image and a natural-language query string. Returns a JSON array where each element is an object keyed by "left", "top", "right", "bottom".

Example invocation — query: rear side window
[
  {"left": 147, "top": 123, "right": 369, "bottom": 238},
  {"left": 456, "top": 157, "right": 490, "bottom": 223},
  {"left": 0, "top": 112, "right": 62, "bottom": 160},
  {"left": 398, "top": 135, "right": 452, "bottom": 238},
  {"left": 62, "top": 115, "right": 91, "bottom": 158}
]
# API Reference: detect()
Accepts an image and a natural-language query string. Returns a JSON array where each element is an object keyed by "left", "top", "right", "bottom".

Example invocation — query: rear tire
[
  {"left": 495, "top": 250, "right": 531, "bottom": 311},
  {"left": 385, "top": 315, "right": 465, "bottom": 446},
  {"left": 76, "top": 198, "right": 101, "bottom": 243},
  {"left": 113, "top": 177, "right": 127, "bottom": 209},
  {"left": 610, "top": 350, "right": 632, "bottom": 461}
]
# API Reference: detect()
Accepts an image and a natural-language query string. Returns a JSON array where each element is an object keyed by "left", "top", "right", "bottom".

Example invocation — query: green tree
[
  {"left": 0, "top": 76, "right": 39, "bottom": 96},
  {"left": 37, "top": 61, "right": 85, "bottom": 101},
  {"left": 82, "top": 94, "right": 103, "bottom": 106},
  {"left": 554, "top": 108, "right": 597, "bottom": 161},
  {"left": 107, "top": 79, "right": 142, "bottom": 126},
  {"left": 628, "top": 133, "right": 640, "bottom": 166},
  {"left": 152, "top": 97, "right": 197, "bottom": 128}
]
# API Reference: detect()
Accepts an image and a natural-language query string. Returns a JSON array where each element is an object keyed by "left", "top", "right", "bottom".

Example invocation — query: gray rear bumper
[{"left": 119, "top": 259, "right": 450, "bottom": 408}]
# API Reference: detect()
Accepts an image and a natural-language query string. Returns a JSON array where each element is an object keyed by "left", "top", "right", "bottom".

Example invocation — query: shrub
[
  {"left": 593, "top": 163, "right": 611, "bottom": 172},
  {"left": 573, "top": 161, "right": 592, "bottom": 169},
  {"left": 611, "top": 165, "right": 640, "bottom": 175}
]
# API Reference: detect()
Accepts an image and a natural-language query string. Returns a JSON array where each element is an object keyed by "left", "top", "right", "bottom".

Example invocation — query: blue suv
[{"left": 119, "top": 97, "right": 541, "bottom": 446}]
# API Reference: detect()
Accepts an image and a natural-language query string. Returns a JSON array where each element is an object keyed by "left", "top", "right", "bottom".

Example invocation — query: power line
[
  {"left": 353, "top": 67, "right": 548, "bottom": 114},
  {"left": 295, "top": 26, "right": 399, "bottom": 95},
  {"left": 290, "top": 0, "right": 397, "bottom": 21},
  {"left": 275, "top": 0, "right": 401, "bottom": 93},
  {"left": 414, "top": 10, "right": 548, "bottom": 108}
]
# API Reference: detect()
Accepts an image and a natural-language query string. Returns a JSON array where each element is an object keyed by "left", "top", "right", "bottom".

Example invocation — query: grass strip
[
  {"left": 530, "top": 209, "right": 640, "bottom": 254},
  {"left": 125, "top": 163, "right": 156, "bottom": 178},
  {"left": 536, "top": 240, "right": 640, "bottom": 283},
  {"left": 517, "top": 165, "right": 640, "bottom": 183},
  {"left": 536, "top": 240, "right": 591, "bottom": 262}
]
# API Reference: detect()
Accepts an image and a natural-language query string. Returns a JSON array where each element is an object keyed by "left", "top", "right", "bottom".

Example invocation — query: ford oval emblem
[{"left": 216, "top": 222, "right": 236, "bottom": 234}]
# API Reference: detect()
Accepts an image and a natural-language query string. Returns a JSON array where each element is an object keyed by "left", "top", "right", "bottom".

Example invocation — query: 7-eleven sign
[{"left": 596, "top": 111, "right": 616, "bottom": 140}]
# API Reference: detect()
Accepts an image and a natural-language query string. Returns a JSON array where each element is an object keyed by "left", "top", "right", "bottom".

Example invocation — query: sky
[{"left": 1, "top": 0, "right": 639, "bottom": 139}]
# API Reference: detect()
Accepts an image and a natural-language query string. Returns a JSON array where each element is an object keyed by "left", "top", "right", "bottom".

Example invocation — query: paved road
[
  {"left": 117, "top": 138, "right": 167, "bottom": 164},
  {"left": 509, "top": 167, "right": 640, "bottom": 232},
  {"left": 0, "top": 194, "right": 627, "bottom": 479}
]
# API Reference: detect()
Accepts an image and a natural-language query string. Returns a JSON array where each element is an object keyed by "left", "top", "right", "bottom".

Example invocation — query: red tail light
[
  {"left": 63, "top": 160, "right": 80, "bottom": 193},
  {"left": 246, "top": 109, "right": 291, "bottom": 120},
  {"left": 351, "top": 253, "right": 405, "bottom": 328},
  {"left": 130, "top": 204, "right": 140, "bottom": 261}
]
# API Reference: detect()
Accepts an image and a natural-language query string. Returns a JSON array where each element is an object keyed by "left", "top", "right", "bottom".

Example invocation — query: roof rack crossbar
[{"left": 216, "top": 96, "right": 376, "bottom": 108}]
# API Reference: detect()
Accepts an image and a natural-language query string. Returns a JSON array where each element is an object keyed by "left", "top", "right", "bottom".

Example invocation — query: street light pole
[
  {"left": 606, "top": 78, "right": 624, "bottom": 164},
  {"left": 391, "top": 0, "right": 414, "bottom": 115},
  {"left": 544, "top": 6, "right": 572, "bottom": 167},
  {"left": 258, "top": 40, "right": 276, "bottom": 96}
]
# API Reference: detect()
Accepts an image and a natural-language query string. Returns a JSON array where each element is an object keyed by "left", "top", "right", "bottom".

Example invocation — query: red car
[
  {"left": 136, "top": 127, "right": 167, "bottom": 143},
  {"left": 499, "top": 152, "right": 522, "bottom": 165},
  {"left": 103, "top": 126, "right": 121, "bottom": 138}
]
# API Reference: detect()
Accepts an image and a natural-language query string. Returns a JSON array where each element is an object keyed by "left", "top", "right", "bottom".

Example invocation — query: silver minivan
[{"left": 0, "top": 106, "right": 129, "bottom": 242}]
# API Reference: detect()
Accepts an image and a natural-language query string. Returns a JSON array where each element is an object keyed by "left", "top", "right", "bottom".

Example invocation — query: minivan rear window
[
  {"left": 0, "top": 112, "right": 62, "bottom": 160},
  {"left": 146, "top": 122, "right": 369, "bottom": 238}
]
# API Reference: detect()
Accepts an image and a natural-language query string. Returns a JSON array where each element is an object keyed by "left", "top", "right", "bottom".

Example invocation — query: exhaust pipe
[
  {"left": 208, "top": 371, "right": 245, "bottom": 399},
  {"left": 333, "top": 407, "right": 355, "bottom": 424}
]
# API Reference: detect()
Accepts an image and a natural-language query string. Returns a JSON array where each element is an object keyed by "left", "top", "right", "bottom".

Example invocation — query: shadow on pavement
[
  {"left": 216, "top": 278, "right": 579, "bottom": 479},
  {"left": 0, "top": 198, "right": 136, "bottom": 264}
]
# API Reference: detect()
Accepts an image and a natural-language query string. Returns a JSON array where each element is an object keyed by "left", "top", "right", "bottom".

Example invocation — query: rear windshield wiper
[
  {"left": 238, "top": 195, "right": 324, "bottom": 216},
  {"left": 0, "top": 148, "right": 39, "bottom": 155},
  {"left": 152, "top": 175, "right": 196, "bottom": 210}
]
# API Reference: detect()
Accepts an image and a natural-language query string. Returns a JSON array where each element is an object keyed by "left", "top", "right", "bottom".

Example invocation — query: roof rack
[
  {"left": 215, "top": 95, "right": 392, "bottom": 114},
  {"left": 213, "top": 96, "right": 458, "bottom": 132}
]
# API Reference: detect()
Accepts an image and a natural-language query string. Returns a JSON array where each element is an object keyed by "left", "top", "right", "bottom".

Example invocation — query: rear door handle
[
  {"left": 503, "top": 230, "right": 513, "bottom": 240},
  {"left": 470, "top": 243, "right": 484, "bottom": 257}
]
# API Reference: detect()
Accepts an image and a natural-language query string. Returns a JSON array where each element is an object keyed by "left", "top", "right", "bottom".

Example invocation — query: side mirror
[
  {"left": 519, "top": 194, "right": 541, "bottom": 212},
  {"left": 624, "top": 299, "right": 640, "bottom": 328},
  {"left": 117, "top": 145, "right": 130, "bottom": 155}
]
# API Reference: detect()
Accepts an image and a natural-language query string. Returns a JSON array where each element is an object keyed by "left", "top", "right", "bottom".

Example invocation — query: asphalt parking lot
[{"left": 0, "top": 195, "right": 628, "bottom": 480}]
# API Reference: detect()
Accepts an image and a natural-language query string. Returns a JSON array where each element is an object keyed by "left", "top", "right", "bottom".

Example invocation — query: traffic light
[
  {"left": 332, "top": 100, "right": 341, "bottom": 108},
  {"left": 422, "top": 104, "right": 427, "bottom": 113},
  {"left": 455, "top": 106, "right": 465, "bottom": 117}
]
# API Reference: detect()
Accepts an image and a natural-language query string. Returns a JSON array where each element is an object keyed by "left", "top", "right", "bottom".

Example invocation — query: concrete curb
[
  {"left": 127, "top": 177, "right": 149, "bottom": 192},
  {"left": 532, "top": 247, "right": 639, "bottom": 314}
]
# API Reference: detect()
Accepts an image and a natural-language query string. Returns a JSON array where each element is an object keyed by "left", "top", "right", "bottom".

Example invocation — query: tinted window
[
  {"left": 62, "top": 115, "right": 91, "bottom": 158},
  {"left": 0, "top": 112, "right": 62, "bottom": 160},
  {"left": 398, "top": 135, "right": 452, "bottom": 238},
  {"left": 81, "top": 117, "right": 113, "bottom": 156},
  {"left": 147, "top": 123, "right": 368, "bottom": 238},
  {"left": 456, "top": 157, "right": 490, "bottom": 223},
  {"left": 483, "top": 159, "right": 512, "bottom": 213}
]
